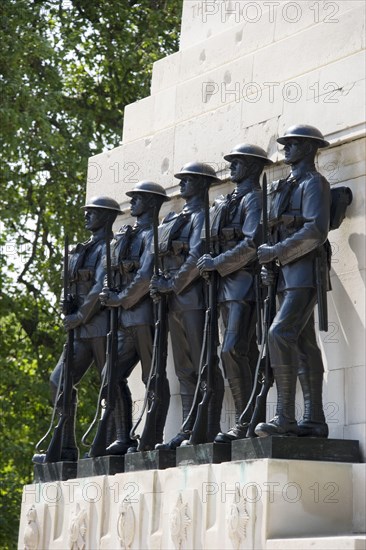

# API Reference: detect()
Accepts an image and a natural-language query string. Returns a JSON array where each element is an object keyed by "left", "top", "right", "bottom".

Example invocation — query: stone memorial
[{"left": 19, "top": 1, "right": 365, "bottom": 548}]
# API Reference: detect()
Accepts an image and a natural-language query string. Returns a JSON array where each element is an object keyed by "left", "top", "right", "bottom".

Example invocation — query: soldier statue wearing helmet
[
  {"left": 197, "top": 144, "right": 273, "bottom": 443},
  {"left": 151, "top": 162, "right": 225, "bottom": 450},
  {"left": 33, "top": 196, "right": 122, "bottom": 464},
  {"left": 255, "top": 124, "right": 331, "bottom": 438},
  {"left": 98, "top": 181, "right": 170, "bottom": 455}
]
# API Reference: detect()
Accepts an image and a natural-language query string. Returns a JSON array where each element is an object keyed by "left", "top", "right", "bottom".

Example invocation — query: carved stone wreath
[
  {"left": 24, "top": 504, "right": 39, "bottom": 550},
  {"left": 170, "top": 494, "right": 192, "bottom": 548},
  {"left": 117, "top": 499, "right": 135, "bottom": 549},
  {"left": 226, "top": 486, "right": 250, "bottom": 549},
  {"left": 69, "top": 503, "right": 87, "bottom": 550}
]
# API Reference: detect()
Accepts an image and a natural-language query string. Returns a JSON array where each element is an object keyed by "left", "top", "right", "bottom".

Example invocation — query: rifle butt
[
  {"left": 137, "top": 401, "right": 160, "bottom": 451},
  {"left": 44, "top": 417, "right": 68, "bottom": 463},
  {"left": 188, "top": 390, "right": 212, "bottom": 445}
]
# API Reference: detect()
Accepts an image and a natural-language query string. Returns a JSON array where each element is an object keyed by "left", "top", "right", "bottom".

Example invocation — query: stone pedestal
[
  {"left": 232, "top": 437, "right": 361, "bottom": 463},
  {"left": 124, "top": 449, "right": 176, "bottom": 472},
  {"left": 176, "top": 442, "right": 231, "bottom": 466},
  {"left": 19, "top": 459, "right": 366, "bottom": 549},
  {"left": 77, "top": 456, "right": 125, "bottom": 478},
  {"left": 33, "top": 461, "right": 77, "bottom": 483}
]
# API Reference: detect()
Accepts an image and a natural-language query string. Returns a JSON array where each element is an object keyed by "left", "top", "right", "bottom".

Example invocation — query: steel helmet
[
  {"left": 224, "top": 143, "right": 273, "bottom": 164},
  {"left": 277, "top": 124, "right": 329, "bottom": 148},
  {"left": 174, "top": 162, "right": 221, "bottom": 183},
  {"left": 126, "top": 180, "right": 170, "bottom": 201},
  {"left": 82, "top": 196, "right": 123, "bottom": 213}
]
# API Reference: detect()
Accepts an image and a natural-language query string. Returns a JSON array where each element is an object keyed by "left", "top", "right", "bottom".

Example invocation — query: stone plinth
[
  {"left": 124, "top": 449, "right": 176, "bottom": 472},
  {"left": 18, "top": 459, "right": 365, "bottom": 549},
  {"left": 77, "top": 456, "right": 125, "bottom": 478},
  {"left": 176, "top": 442, "right": 231, "bottom": 466},
  {"left": 232, "top": 437, "right": 361, "bottom": 463},
  {"left": 33, "top": 461, "right": 77, "bottom": 483}
]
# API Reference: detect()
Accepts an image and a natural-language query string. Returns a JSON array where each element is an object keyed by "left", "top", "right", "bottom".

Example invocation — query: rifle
[
  {"left": 35, "top": 236, "right": 75, "bottom": 462},
  {"left": 315, "top": 249, "right": 328, "bottom": 332},
  {"left": 130, "top": 206, "right": 168, "bottom": 451},
  {"left": 185, "top": 186, "right": 219, "bottom": 445},
  {"left": 82, "top": 226, "right": 119, "bottom": 457},
  {"left": 244, "top": 173, "right": 276, "bottom": 437}
]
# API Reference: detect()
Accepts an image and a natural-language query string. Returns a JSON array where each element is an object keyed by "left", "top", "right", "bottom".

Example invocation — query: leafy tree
[{"left": 0, "top": 0, "right": 181, "bottom": 546}]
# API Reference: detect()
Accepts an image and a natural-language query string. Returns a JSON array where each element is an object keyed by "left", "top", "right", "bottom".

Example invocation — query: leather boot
[
  {"left": 155, "top": 393, "right": 195, "bottom": 450},
  {"left": 255, "top": 366, "right": 299, "bottom": 437},
  {"left": 106, "top": 382, "right": 136, "bottom": 455},
  {"left": 298, "top": 366, "right": 328, "bottom": 437},
  {"left": 215, "top": 367, "right": 252, "bottom": 443}
]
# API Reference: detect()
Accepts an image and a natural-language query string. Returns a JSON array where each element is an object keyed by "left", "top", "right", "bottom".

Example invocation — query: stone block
[
  {"left": 175, "top": 53, "right": 254, "bottom": 123},
  {"left": 20, "top": 458, "right": 363, "bottom": 549},
  {"left": 153, "top": 86, "right": 177, "bottom": 133},
  {"left": 179, "top": 15, "right": 274, "bottom": 86},
  {"left": 33, "top": 461, "right": 77, "bottom": 483},
  {"left": 266, "top": 536, "right": 366, "bottom": 549},
  {"left": 253, "top": 7, "right": 364, "bottom": 86},
  {"left": 318, "top": 138, "right": 366, "bottom": 186},
  {"left": 345, "top": 423, "right": 366, "bottom": 463},
  {"left": 240, "top": 83, "right": 284, "bottom": 129},
  {"left": 77, "top": 455, "right": 125, "bottom": 478},
  {"left": 323, "top": 368, "right": 346, "bottom": 433},
  {"left": 239, "top": 117, "right": 283, "bottom": 161},
  {"left": 122, "top": 96, "right": 155, "bottom": 143},
  {"left": 121, "top": 126, "right": 176, "bottom": 192},
  {"left": 180, "top": 0, "right": 239, "bottom": 50},
  {"left": 306, "top": 51, "right": 365, "bottom": 104},
  {"left": 173, "top": 101, "right": 243, "bottom": 175},
  {"left": 346, "top": 366, "right": 366, "bottom": 425},
  {"left": 231, "top": 437, "right": 360, "bottom": 463},
  {"left": 281, "top": 78, "right": 365, "bottom": 142},
  {"left": 353, "top": 463, "right": 366, "bottom": 533},
  {"left": 86, "top": 145, "right": 126, "bottom": 202},
  {"left": 265, "top": 459, "right": 354, "bottom": 539},
  {"left": 124, "top": 449, "right": 176, "bottom": 472},
  {"left": 324, "top": 269, "right": 366, "bottom": 370},
  {"left": 151, "top": 51, "right": 181, "bottom": 95},
  {"left": 176, "top": 442, "right": 231, "bottom": 466}
]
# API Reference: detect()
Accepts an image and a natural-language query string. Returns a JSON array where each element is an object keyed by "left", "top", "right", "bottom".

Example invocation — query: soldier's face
[
  {"left": 130, "top": 193, "right": 148, "bottom": 217},
  {"left": 179, "top": 175, "right": 201, "bottom": 199},
  {"left": 84, "top": 208, "right": 107, "bottom": 231},
  {"left": 230, "top": 158, "right": 247, "bottom": 182},
  {"left": 283, "top": 138, "right": 310, "bottom": 164}
]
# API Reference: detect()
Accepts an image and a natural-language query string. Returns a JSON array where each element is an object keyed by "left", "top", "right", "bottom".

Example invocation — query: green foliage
[{"left": 0, "top": 0, "right": 181, "bottom": 546}]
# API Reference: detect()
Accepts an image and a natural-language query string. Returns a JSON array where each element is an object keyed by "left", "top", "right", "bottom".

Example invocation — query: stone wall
[{"left": 85, "top": 0, "right": 365, "bottom": 456}]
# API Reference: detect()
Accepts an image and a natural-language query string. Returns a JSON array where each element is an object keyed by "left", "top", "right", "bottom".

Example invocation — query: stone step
[{"left": 266, "top": 535, "right": 366, "bottom": 549}]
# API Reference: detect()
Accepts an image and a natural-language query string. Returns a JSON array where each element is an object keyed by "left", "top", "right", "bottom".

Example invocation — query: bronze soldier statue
[
  {"left": 99, "top": 181, "right": 170, "bottom": 454},
  {"left": 197, "top": 144, "right": 273, "bottom": 442},
  {"left": 255, "top": 124, "right": 331, "bottom": 438},
  {"left": 152, "top": 162, "right": 225, "bottom": 449},
  {"left": 33, "top": 196, "right": 121, "bottom": 463}
]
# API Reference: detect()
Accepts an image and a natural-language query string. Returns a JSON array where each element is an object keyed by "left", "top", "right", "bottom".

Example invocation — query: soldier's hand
[
  {"left": 63, "top": 313, "right": 82, "bottom": 331},
  {"left": 197, "top": 254, "right": 216, "bottom": 274},
  {"left": 99, "top": 287, "right": 120, "bottom": 307},
  {"left": 150, "top": 275, "right": 173, "bottom": 295},
  {"left": 260, "top": 266, "right": 276, "bottom": 286},
  {"left": 257, "top": 244, "right": 277, "bottom": 264}
]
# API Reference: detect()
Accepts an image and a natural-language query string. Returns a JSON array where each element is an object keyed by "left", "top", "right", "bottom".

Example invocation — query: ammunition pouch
[
  {"left": 171, "top": 240, "right": 189, "bottom": 256},
  {"left": 120, "top": 260, "right": 140, "bottom": 274},
  {"left": 214, "top": 225, "right": 244, "bottom": 253},
  {"left": 161, "top": 254, "right": 185, "bottom": 271},
  {"left": 330, "top": 187, "right": 353, "bottom": 230}
]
